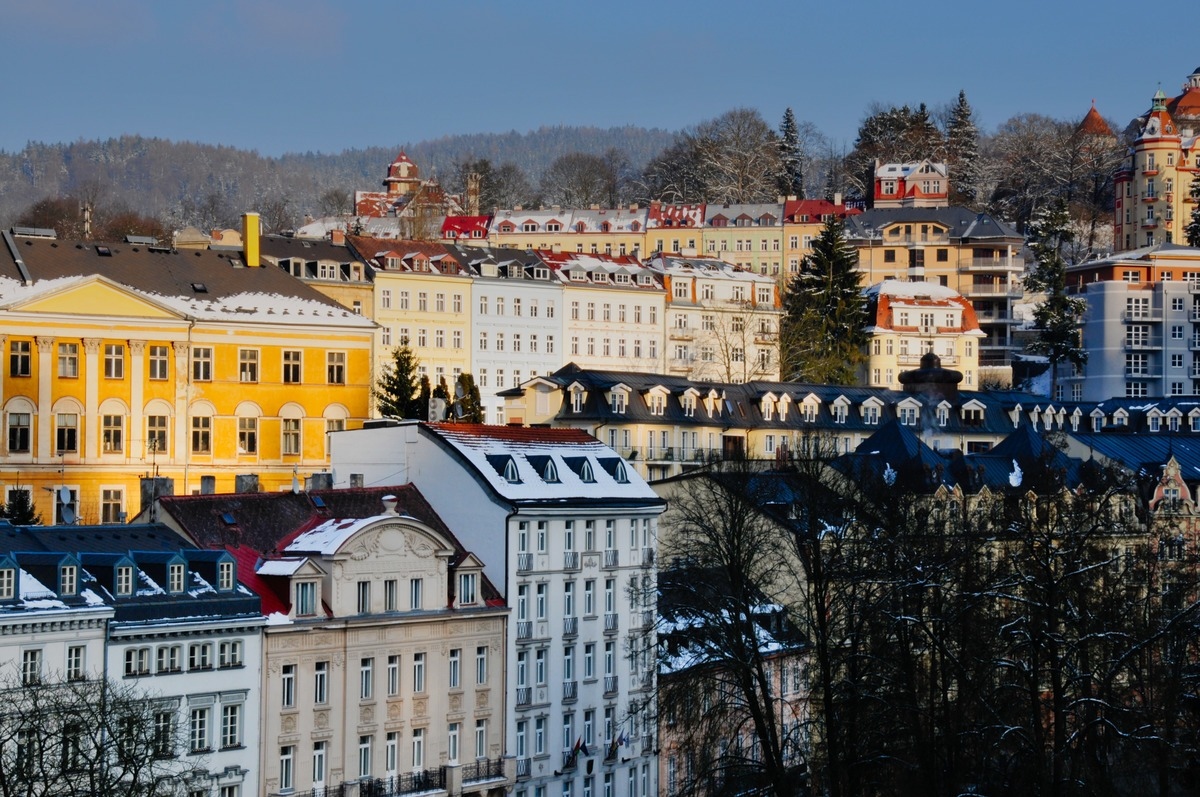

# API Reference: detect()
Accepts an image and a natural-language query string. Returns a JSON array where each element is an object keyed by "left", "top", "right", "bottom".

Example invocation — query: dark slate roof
[
  {"left": 845, "top": 206, "right": 1022, "bottom": 241},
  {"left": 1, "top": 233, "right": 366, "bottom": 313}
]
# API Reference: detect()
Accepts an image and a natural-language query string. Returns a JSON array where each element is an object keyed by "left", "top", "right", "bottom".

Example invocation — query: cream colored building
[
  {"left": 862, "top": 281, "right": 985, "bottom": 390},
  {"left": 646, "top": 254, "right": 782, "bottom": 383}
]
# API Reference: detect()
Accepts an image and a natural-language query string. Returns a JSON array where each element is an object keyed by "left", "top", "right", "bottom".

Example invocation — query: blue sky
[{"left": 0, "top": 0, "right": 1192, "bottom": 156}]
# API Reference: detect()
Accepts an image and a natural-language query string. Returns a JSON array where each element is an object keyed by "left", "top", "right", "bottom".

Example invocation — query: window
[
  {"left": 411, "top": 728, "right": 424, "bottom": 769},
  {"left": 219, "top": 640, "right": 242, "bottom": 668},
  {"left": 476, "top": 646, "right": 488, "bottom": 685},
  {"left": 381, "top": 288, "right": 392, "bottom": 309},
  {"left": 459, "top": 572, "right": 477, "bottom": 605},
  {"left": 535, "top": 717, "right": 547, "bottom": 755},
  {"left": 360, "top": 657, "right": 374, "bottom": 699},
  {"left": 168, "top": 562, "right": 185, "bottom": 593},
  {"left": 413, "top": 652, "right": 426, "bottom": 692},
  {"left": 279, "top": 746, "right": 294, "bottom": 790},
  {"left": 238, "top": 417, "right": 257, "bottom": 454},
  {"left": 58, "top": 342, "right": 79, "bottom": 377},
  {"left": 0, "top": 567, "right": 12, "bottom": 600},
  {"left": 21, "top": 649, "right": 42, "bottom": 685},
  {"left": 312, "top": 741, "right": 327, "bottom": 787},
  {"left": 535, "top": 648, "right": 547, "bottom": 685},
  {"left": 67, "top": 645, "right": 85, "bottom": 680},
  {"left": 60, "top": 563, "right": 78, "bottom": 595},
  {"left": 220, "top": 704, "right": 241, "bottom": 748},
  {"left": 296, "top": 581, "right": 317, "bottom": 616},
  {"left": 387, "top": 655, "right": 400, "bottom": 695},
  {"left": 283, "top": 350, "right": 302, "bottom": 383},
  {"left": 188, "top": 643, "right": 212, "bottom": 670},
  {"left": 449, "top": 722, "right": 460, "bottom": 764},
  {"left": 124, "top": 646, "right": 149, "bottom": 676},
  {"left": 101, "top": 488, "right": 123, "bottom": 523},
  {"left": 154, "top": 711, "right": 174, "bottom": 757},
  {"left": 191, "top": 708, "right": 211, "bottom": 752},
  {"left": 476, "top": 719, "right": 487, "bottom": 759},
  {"left": 55, "top": 413, "right": 78, "bottom": 453},
  {"left": 8, "top": 412, "right": 30, "bottom": 453},
  {"left": 536, "top": 583, "right": 548, "bottom": 619},
  {"left": 386, "top": 732, "right": 399, "bottom": 776},
  {"left": 449, "top": 648, "right": 461, "bottom": 688},
  {"left": 191, "top": 416, "right": 211, "bottom": 454},
  {"left": 9, "top": 340, "right": 30, "bottom": 377},
  {"left": 281, "top": 664, "right": 296, "bottom": 708},
  {"left": 410, "top": 578, "right": 423, "bottom": 609},
  {"left": 327, "top": 352, "right": 346, "bottom": 384},
  {"left": 314, "top": 661, "right": 329, "bottom": 703},
  {"left": 282, "top": 418, "right": 301, "bottom": 455},
  {"left": 191, "top": 347, "right": 212, "bottom": 381}
]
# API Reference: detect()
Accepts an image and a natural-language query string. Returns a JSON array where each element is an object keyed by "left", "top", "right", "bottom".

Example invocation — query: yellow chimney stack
[{"left": 243, "top": 212, "right": 261, "bottom": 267}]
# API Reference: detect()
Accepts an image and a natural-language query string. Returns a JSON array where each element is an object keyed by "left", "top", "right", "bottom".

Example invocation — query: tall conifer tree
[{"left": 1024, "top": 199, "right": 1086, "bottom": 397}]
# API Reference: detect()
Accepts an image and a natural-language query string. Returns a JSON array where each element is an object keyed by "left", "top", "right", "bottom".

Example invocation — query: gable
[{"left": 12, "top": 278, "right": 183, "bottom": 320}]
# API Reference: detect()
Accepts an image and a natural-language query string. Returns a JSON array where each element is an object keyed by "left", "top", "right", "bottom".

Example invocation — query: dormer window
[
  {"left": 864, "top": 405, "right": 880, "bottom": 425},
  {"left": 682, "top": 394, "right": 696, "bottom": 417},
  {"left": 542, "top": 459, "right": 559, "bottom": 483},
  {"left": 458, "top": 572, "right": 478, "bottom": 606},
  {"left": 168, "top": 563, "right": 185, "bottom": 593},
  {"left": 295, "top": 581, "right": 317, "bottom": 617},
  {"left": 762, "top": 401, "right": 774, "bottom": 422},
  {"left": 899, "top": 405, "right": 919, "bottom": 426},
  {"left": 937, "top": 404, "right": 950, "bottom": 427},
  {"left": 579, "top": 460, "right": 594, "bottom": 483},
  {"left": 613, "top": 460, "right": 629, "bottom": 484},
  {"left": 832, "top": 403, "right": 848, "bottom": 424},
  {"left": 610, "top": 392, "right": 627, "bottom": 414},
  {"left": 218, "top": 561, "right": 235, "bottom": 591},
  {"left": 649, "top": 394, "right": 666, "bottom": 416},
  {"left": 503, "top": 458, "right": 521, "bottom": 483},
  {"left": 570, "top": 386, "right": 586, "bottom": 413},
  {"left": 116, "top": 565, "right": 133, "bottom": 596},
  {"left": 0, "top": 566, "right": 14, "bottom": 600},
  {"left": 802, "top": 403, "right": 817, "bottom": 423},
  {"left": 60, "top": 564, "right": 78, "bottom": 596},
  {"left": 1150, "top": 415, "right": 1161, "bottom": 432},
  {"left": 546, "top": 223, "right": 561, "bottom": 232}
]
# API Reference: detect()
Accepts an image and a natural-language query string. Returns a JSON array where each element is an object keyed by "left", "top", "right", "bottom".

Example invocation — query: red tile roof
[
  {"left": 783, "top": 199, "right": 862, "bottom": 222},
  {"left": 441, "top": 215, "right": 492, "bottom": 237},
  {"left": 1077, "top": 104, "right": 1115, "bottom": 137},
  {"left": 427, "top": 422, "right": 599, "bottom": 446}
]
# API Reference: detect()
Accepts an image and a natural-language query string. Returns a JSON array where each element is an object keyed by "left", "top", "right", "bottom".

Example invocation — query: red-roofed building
[
  {"left": 781, "top": 196, "right": 861, "bottom": 277},
  {"left": 1115, "top": 69, "right": 1200, "bottom": 251},
  {"left": 142, "top": 484, "right": 511, "bottom": 797},
  {"left": 872, "top": 160, "right": 949, "bottom": 209},
  {"left": 441, "top": 214, "right": 492, "bottom": 245}
]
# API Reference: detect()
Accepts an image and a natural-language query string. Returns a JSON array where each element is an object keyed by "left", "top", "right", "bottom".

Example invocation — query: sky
[{"left": 0, "top": 0, "right": 1195, "bottom": 157}]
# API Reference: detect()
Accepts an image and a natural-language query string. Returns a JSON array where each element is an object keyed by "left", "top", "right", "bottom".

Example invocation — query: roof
[
  {"left": 782, "top": 198, "right": 861, "bottom": 222},
  {"left": 441, "top": 215, "right": 492, "bottom": 238},
  {"left": 0, "top": 234, "right": 374, "bottom": 328},
  {"left": 1077, "top": 104, "right": 1115, "bottom": 137},
  {"left": 845, "top": 206, "right": 1022, "bottom": 241},
  {"left": 421, "top": 422, "right": 664, "bottom": 506}
]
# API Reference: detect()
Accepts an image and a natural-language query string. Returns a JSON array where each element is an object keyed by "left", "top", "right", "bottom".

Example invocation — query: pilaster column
[
  {"left": 82, "top": 338, "right": 101, "bottom": 460},
  {"left": 173, "top": 342, "right": 190, "bottom": 464},
  {"left": 128, "top": 340, "right": 146, "bottom": 460},
  {"left": 35, "top": 337, "right": 54, "bottom": 460}
]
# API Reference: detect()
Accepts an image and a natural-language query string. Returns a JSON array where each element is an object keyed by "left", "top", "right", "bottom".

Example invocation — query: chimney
[
  {"left": 243, "top": 212, "right": 261, "bottom": 267},
  {"left": 466, "top": 172, "right": 482, "bottom": 217},
  {"left": 330, "top": 229, "right": 346, "bottom": 246},
  {"left": 833, "top": 192, "right": 843, "bottom": 206},
  {"left": 629, "top": 203, "right": 639, "bottom": 212}
]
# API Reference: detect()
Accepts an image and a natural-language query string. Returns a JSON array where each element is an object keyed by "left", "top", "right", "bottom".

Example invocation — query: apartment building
[
  {"left": 490, "top": 207, "right": 648, "bottom": 258},
  {"left": 697, "top": 203, "right": 785, "bottom": 277},
  {"left": 781, "top": 197, "right": 860, "bottom": 279}
]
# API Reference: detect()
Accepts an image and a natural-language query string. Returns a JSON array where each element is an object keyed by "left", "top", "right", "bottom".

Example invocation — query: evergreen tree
[
  {"left": 416, "top": 375, "right": 433, "bottom": 420},
  {"left": 946, "top": 90, "right": 980, "bottom": 206},
  {"left": 777, "top": 107, "right": 804, "bottom": 198},
  {"left": 434, "top": 375, "right": 451, "bottom": 402},
  {"left": 454, "top": 372, "right": 485, "bottom": 423},
  {"left": 1024, "top": 199, "right": 1087, "bottom": 397},
  {"left": 2, "top": 485, "right": 41, "bottom": 525},
  {"left": 373, "top": 345, "right": 422, "bottom": 419},
  {"left": 1186, "top": 176, "right": 1200, "bottom": 248},
  {"left": 780, "top": 216, "right": 868, "bottom": 384}
]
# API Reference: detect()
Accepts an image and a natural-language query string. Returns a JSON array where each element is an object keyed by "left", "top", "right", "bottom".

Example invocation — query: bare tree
[{"left": 317, "top": 187, "right": 352, "bottom": 216}]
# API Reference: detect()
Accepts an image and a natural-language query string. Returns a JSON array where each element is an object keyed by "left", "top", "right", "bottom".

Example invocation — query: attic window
[
  {"left": 0, "top": 566, "right": 15, "bottom": 600},
  {"left": 503, "top": 458, "right": 520, "bottom": 484},
  {"left": 312, "top": 495, "right": 326, "bottom": 509},
  {"left": 191, "top": 282, "right": 208, "bottom": 293},
  {"left": 613, "top": 460, "right": 628, "bottom": 484},
  {"left": 116, "top": 565, "right": 133, "bottom": 596},
  {"left": 221, "top": 512, "right": 236, "bottom": 526},
  {"left": 95, "top": 246, "right": 112, "bottom": 256},
  {"left": 543, "top": 460, "right": 559, "bottom": 483},
  {"left": 579, "top": 460, "right": 595, "bottom": 483},
  {"left": 218, "top": 560, "right": 235, "bottom": 591},
  {"left": 168, "top": 563, "right": 186, "bottom": 593},
  {"left": 60, "top": 564, "right": 78, "bottom": 596}
]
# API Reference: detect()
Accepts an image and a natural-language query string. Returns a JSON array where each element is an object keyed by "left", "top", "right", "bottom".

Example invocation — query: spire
[{"left": 1077, "top": 104, "right": 1114, "bottom": 137}]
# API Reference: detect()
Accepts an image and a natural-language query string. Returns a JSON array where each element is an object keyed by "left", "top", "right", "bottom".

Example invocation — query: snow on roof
[
  {"left": 285, "top": 514, "right": 413, "bottom": 556},
  {"left": 256, "top": 558, "right": 308, "bottom": 577},
  {"left": 426, "top": 423, "right": 660, "bottom": 503},
  {"left": 864, "top": 280, "right": 961, "bottom": 300}
]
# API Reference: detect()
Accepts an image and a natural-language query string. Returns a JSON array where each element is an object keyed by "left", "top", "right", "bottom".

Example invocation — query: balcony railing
[
  {"left": 516, "top": 758, "right": 531, "bottom": 779},
  {"left": 359, "top": 769, "right": 446, "bottom": 797},
  {"left": 962, "top": 283, "right": 1022, "bottom": 297},
  {"left": 562, "top": 680, "right": 578, "bottom": 702},
  {"left": 1124, "top": 337, "right": 1163, "bottom": 350},
  {"left": 563, "top": 551, "right": 580, "bottom": 571},
  {"left": 640, "top": 548, "right": 655, "bottom": 568},
  {"left": 604, "top": 613, "right": 619, "bottom": 633},
  {"left": 563, "top": 616, "right": 578, "bottom": 637},
  {"left": 462, "top": 758, "right": 506, "bottom": 783},
  {"left": 603, "top": 550, "right": 619, "bottom": 569},
  {"left": 516, "top": 687, "right": 532, "bottom": 707},
  {"left": 517, "top": 621, "right": 532, "bottom": 641},
  {"left": 516, "top": 553, "right": 533, "bottom": 573},
  {"left": 1123, "top": 310, "right": 1162, "bottom": 321},
  {"left": 270, "top": 787, "right": 346, "bottom": 797},
  {"left": 604, "top": 675, "right": 619, "bottom": 696}
]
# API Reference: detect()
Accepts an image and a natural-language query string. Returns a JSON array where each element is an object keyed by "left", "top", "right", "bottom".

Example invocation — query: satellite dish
[
  {"left": 454, "top": 380, "right": 465, "bottom": 400},
  {"left": 60, "top": 504, "right": 77, "bottom": 525},
  {"left": 58, "top": 486, "right": 71, "bottom": 506}
]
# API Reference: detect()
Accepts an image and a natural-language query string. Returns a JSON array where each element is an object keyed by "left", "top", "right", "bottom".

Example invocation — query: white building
[{"left": 331, "top": 422, "right": 667, "bottom": 797}]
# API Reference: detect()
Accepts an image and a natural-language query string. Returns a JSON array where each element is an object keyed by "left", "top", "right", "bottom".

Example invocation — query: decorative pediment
[{"left": 8, "top": 275, "right": 185, "bottom": 320}]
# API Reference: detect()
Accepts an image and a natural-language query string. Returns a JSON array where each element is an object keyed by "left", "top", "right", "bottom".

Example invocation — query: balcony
[
  {"left": 961, "top": 258, "right": 1023, "bottom": 273},
  {"left": 517, "top": 621, "right": 532, "bottom": 641},
  {"left": 563, "top": 551, "right": 580, "bottom": 571},
  {"left": 517, "top": 553, "right": 533, "bottom": 574},
  {"left": 603, "top": 549, "right": 619, "bottom": 569},
  {"left": 1191, "top": 365, "right": 1200, "bottom": 379},
  {"left": 888, "top": 233, "right": 950, "bottom": 245},
  {"left": 561, "top": 750, "right": 579, "bottom": 770},
  {"left": 360, "top": 769, "right": 446, "bottom": 797},
  {"left": 563, "top": 616, "right": 578, "bottom": 638},
  {"left": 1190, "top": 337, "right": 1200, "bottom": 350},
  {"left": 516, "top": 758, "right": 531, "bottom": 779},
  {"left": 1143, "top": 192, "right": 1159, "bottom": 202},
  {"left": 640, "top": 547, "right": 656, "bottom": 568},
  {"left": 963, "top": 282, "right": 1022, "bottom": 298},
  {"left": 1122, "top": 310, "right": 1162, "bottom": 322},
  {"left": 562, "top": 680, "right": 578, "bottom": 702},
  {"left": 516, "top": 687, "right": 532, "bottom": 707},
  {"left": 462, "top": 758, "right": 506, "bottom": 784},
  {"left": 897, "top": 353, "right": 958, "bottom": 366},
  {"left": 604, "top": 613, "right": 619, "bottom": 634},
  {"left": 1124, "top": 337, "right": 1163, "bottom": 350},
  {"left": 604, "top": 675, "right": 619, "bottom": 696}
]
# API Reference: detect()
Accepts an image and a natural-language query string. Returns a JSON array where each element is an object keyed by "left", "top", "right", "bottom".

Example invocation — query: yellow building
[
  {"left": 696, "top": 203, "right": 785, "bottom": 277},
  {"left": 489, "top": 206, "right": 648, "bottom": 257},
  {"left": 781, "top": 197, "right": 860, "bottom": 279},
  {"left": 346, "top": 236, "right": 474, "bottom": 391},
  {"left": 0, "top": 222, "right": 375, "bottom": 523},
  {"left": 259, "top": 232, "right": 375, "bottom": 319},
  {"left": 1114, "top": 71, "right": 1200, "bottom": 251},
  {"left": 862, "top": 281, "right": 984, "bottom": 389}
]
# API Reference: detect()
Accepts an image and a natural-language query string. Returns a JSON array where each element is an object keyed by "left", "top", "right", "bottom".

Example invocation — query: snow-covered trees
[
  {"left": 1024, "top": 199, "right": 1087, "bottom": 397},
  {"left": 777, "top": 108, "right": 805, "bottom": 198},
  {"left": 945, "top": 90, "right": 980, "bottom": 205},
  {"left": 780, "top": 216, "right": 868, "bottom": 384},
  {"left": 843, "top": 103, "right": 945, "bottom": 202}
]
